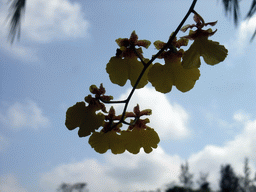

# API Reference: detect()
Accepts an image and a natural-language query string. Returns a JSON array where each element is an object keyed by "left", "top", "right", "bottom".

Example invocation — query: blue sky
[{"left": 1, "top": 0, "right": 256, "bottom": 191}]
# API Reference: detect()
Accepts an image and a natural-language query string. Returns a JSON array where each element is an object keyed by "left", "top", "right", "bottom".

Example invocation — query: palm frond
[
  {"left": 221, "top": 0, "right": 256, "bottom": 41},
  {"left": 222, "top": 0, "right": 240, "bottom": 26},
  {"left": 246, "top": 0, "right": 256, "bottom": 19},
  {"left": 8, "top": 0, "right": 26, "bottom": 43},
  {"left": 246, "top": 0, "right": 256, "bottom": 41}
]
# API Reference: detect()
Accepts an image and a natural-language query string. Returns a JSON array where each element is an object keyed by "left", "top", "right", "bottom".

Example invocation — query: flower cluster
[
  {"left": 89, "top": 105, "right": 160, "bottom": 154},
  {"left": 106, "top": 13, "right": 227, "bottom": 94},
  {"left": 65, "top": 12, "right": 228, "bottom": 155},
  {"left": 65, "top": 84, "right": 160, "bottom": 154}
]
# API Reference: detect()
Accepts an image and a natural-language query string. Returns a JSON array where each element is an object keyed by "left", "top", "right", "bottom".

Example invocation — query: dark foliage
[
  {"left": 220, "top": 164, "right": 239, "bottom": 192},
  {"left": 179, "top": 161, "right": 193, "bottom": 190},
  {"left": 246, "top": 0, "right": 256, "bottom": 18},
  {"left": 7, "top": 0, "right": 26, "bottom": 43},
  {"left": 247, "top": 0, "right": 256, "bottom": 41},
  {"left": 57, "top": 182, "right": 88, "bottom": 192},
  {"left": 197, "top": 172, "right": 211, "bottom": 192},
  {"left": 222, "top": 0, "right": 240, "bottom": 25},
  {"left": 166, "top": 186, "right": 187, "bottom": 192},
  {"left": 199, "top": 182, "right": 210, "bottom": 192},
  {"left": 222, "top": 0, "right": 256, "bottom": 41}
]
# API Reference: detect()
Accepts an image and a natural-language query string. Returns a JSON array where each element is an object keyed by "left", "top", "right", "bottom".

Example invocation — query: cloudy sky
[{"left": 1, "top": 0, "right": 256, "bottom": 191}]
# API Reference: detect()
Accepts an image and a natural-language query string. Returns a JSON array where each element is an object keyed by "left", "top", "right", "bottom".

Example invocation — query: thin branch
[
  {"left": 149, "top": 0, "right": 198, "bottom": 66},
  {"left": 99, "top": 98, "right": 127, "bottom": 104},
  {"left": 131, "top": 45, "right": 147, "bottom": 66},
  {"left": 119, "top": 0, "right": 198, "bottom": 123},
  {"left": 101, "top": 0, "right": 198, "bottom": 130}
]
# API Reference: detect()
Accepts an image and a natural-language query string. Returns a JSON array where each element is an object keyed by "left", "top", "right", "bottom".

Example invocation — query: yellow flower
[
  {"left": 106, "top": 31, "right": 152, "bottom": 89},
  {"left": 106, "top": 56, "right": 150, "bottom": 88},
  {"left": 181, "top": 13, "right": 228, "bottom": 68},
  {"left": 182, "top": 29, "right": 228, "bottom": 68},
  {"left": 89, "top": 130, "right": 125, "bottom": 154},
  {"left": 65, "top": 102, "right": 105, "bottom": 137},
  {"left": 88, "top": 112, "right": 160, "bottom": 154},
  {"left": 85, "top": 84, "right": 113, "bottom": 113},
  {"left": 122, "top": 126, "right": 160, "bottom": 154},
  {"left": 122, "top": 118, "right": 160, "bottom": 154},
  {"left": 148, "top": 51, "right": 200, "bottom": 93},
  {"left": 88, "top": 107, "right": 126, "bottom": 154}
]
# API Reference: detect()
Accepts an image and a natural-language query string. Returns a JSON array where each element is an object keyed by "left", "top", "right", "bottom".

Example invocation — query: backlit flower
[
  {"left": 148, "top": 50, "right": 200, "bottom": 93},
  {"left": 181, "top": 14, "right": 228, "bottom": 68},
  {"left": 65, "top": 102, "right": 105, "bottom": 137}
]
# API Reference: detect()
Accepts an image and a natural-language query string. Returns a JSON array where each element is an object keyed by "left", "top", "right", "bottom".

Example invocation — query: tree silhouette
[
  {"left": 179, "top": 161, "right": 193, "bottom": 191},
  {"left": 57, "top": 182, "right": 88, "bottom": 192},
  {"left": 238, "top": 157, "right": 256, "bottom": 192},
  {"left": 196, "top": 172, "right": 210, "bottom": 192},
  {"left": 239, "top": 157, "right": 251, "bottom": 192},
  {"left": 220, "top": 164, "right": 239, "bottom": 192},
  {"left": 166, "top": 186, "right": 187, "bottom": 192}
]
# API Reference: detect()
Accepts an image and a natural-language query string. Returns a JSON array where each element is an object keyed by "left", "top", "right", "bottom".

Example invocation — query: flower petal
[
  {"left": 78, "top": 110, "right": 105, "bottom": 137},
  {"left": 89, "top": 131, "right": 126, "bottom": 154},
  {"left": 182, "top": 41, "right": 201, "bottom": 69},
  {"left": 174, "top": 65, "right": 200, "bottom": 92},
  {"left": 106, "top": 57, "right": 129, "bottom": 86},
  {"left": 200, "top": 39, "right": 228, "bottom": 65},
  {"left": 140, "top": 128, "right": 160, "bottom": 153},
  {"left": 109, "top": 132, "right": 126, "bottom": 154},
  {"left": 122, "top": 130, "right": 141, "bottom": 154},
  {"left": 65, "top": 102, "right": 87, "bottom": 130},
  {"left": 88, "top": 132, "right": 109, "bottom": 154},
  {"left": 182, "top": 36, "right": 228, "bottom": 68},
  {"left": 147, "top": 63, "right": 174, "bottom": 93},
  {"left": 106, "top": 57, "right": 149, "bottom": 88}
]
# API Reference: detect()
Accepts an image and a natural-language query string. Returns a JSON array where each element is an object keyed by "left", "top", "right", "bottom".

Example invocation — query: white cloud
[
  {"left": 0, "top": 2, "right": 39, "bottom": 62},
  {"left": 39, "top": 100, "right": 256, "bottom": 191},
  {"left": 0, "top": 0, "right": 89, "bottom": 61},
  {"left": 40, "top": 147, "right": 182, "bottom": 192},
  {"left": 114, "top": 87, "right": 191, "bottom": 140},
  {"left": 39, "top": 87, "right": 192, "bottom": 191},
  {"left": 23, "top": 0, "right": 89, "bottom": 42},
  {"left": 0, "top": 174, "right": 28, "bottom": 192},
  {"left": 0, "top": 38, "right": 39, "bottom": 62},
  {"left": 233, "top": 110, "right": 251, "bottom": 123},
  {"left": 189, "top": 114, "right": 256, "bottom": 190},
  {"left": 228, "top": 15, "right": 256, "bottom": 55},
  {"left": 238, "top": 16, "right": 256, "bottom": 43},
  {"left": 0, "top": 100, "right": 49, "bottom": 130}
]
